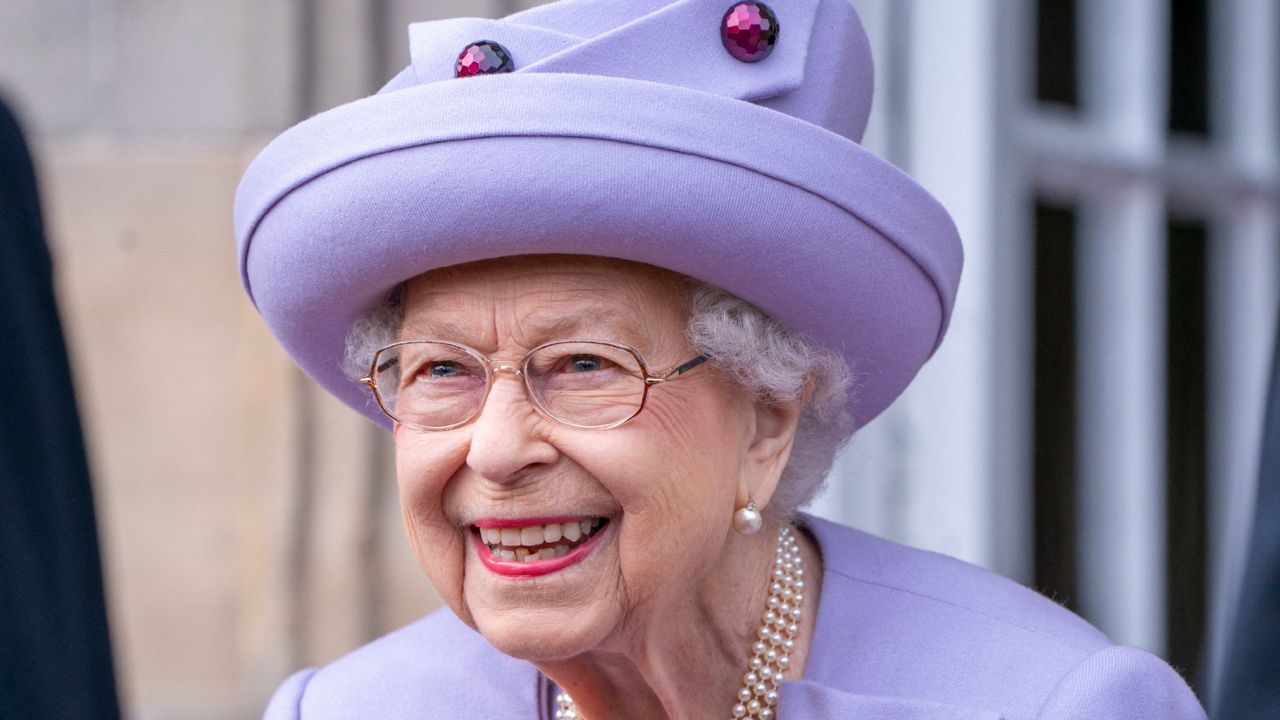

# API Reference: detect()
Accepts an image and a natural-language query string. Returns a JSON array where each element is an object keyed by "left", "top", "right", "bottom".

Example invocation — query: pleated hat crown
[{"left": 383, "top": 0, "right": 875, "bottom": 145}]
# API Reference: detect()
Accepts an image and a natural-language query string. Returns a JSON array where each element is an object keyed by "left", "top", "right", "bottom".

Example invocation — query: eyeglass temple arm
[
  {"left": 647, "top": 354, "right": 710, "bottom": 384},
  {"left": 360, "top": 356, "right": 401, "bottom": 386}
]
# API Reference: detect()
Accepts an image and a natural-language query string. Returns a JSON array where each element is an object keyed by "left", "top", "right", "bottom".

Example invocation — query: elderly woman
[{"left": 235, "top": 0, "right": 1207, "bottom": 718}]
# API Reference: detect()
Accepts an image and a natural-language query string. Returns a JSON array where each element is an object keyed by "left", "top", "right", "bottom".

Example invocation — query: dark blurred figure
[
  {"left": 0, "top": 97, "right": 121, "bottom": 719},
  {"left": 1216, "top": 316, "right": 1280, "bottom": 719}
]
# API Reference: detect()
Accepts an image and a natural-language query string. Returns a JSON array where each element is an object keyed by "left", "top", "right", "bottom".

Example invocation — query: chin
[
  {"left": 456, "top": 517, "right": 628, "bottom": 659},
  {"left": 473, "top": 603, "right": 617, "bottom": 660}
]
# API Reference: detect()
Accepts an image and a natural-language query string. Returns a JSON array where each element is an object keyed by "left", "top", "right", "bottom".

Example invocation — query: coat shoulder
[
  {"left": 1038, "top": 645, "right": 1207, "bottom": 719},
  {"left": 799, "top": 515, "right": 1204, "bottom": 719},
  {"left": 263, "top": 608, "right": 543, "bottom": 719}
]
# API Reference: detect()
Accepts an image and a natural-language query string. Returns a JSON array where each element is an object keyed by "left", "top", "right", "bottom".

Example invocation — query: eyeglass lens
[{"left": 373, "top": 341, "right": 648, "bottom": 429}]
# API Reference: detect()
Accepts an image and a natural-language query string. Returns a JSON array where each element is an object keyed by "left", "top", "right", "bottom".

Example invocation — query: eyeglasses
[{"left": 360, "top": 339, "right": 709, "bottom": 431}]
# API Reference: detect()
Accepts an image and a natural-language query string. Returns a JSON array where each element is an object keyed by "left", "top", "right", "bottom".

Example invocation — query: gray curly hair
[{"left": 343, "top": 278, "right": 854, "bottom": 521}]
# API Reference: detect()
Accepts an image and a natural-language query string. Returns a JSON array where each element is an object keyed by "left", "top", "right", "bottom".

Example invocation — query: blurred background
[{"left": 1, "top": 0, "right": 1276, "bottom": 718}]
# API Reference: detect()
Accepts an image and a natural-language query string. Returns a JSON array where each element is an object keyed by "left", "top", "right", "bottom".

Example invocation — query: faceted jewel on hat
[
  {"left": 455, "top": 40, "right": 514, "bottom": 78},
  {"left": 721, "top": 2, "right": 780, "bottom": 63}
]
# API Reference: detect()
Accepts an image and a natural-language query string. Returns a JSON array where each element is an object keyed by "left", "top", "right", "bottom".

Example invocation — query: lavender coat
[{"left": 264, "top": 515, "right": 1206, "bottom": 719}]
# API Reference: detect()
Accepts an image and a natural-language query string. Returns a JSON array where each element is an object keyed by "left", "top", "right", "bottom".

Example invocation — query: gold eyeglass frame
[{"left": 359, "top": 339, "right": 709, "bottom": 431}]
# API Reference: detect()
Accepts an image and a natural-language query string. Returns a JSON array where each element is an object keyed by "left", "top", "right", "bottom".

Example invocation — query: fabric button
[
  {"left": 721, "top": 2, "right": 780, "bottom": 63},
  {"left": 455, "top": 40, "right": 514, "bottom": 77}
]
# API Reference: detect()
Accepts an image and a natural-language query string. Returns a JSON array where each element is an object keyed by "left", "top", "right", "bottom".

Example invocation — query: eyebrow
[{"left": 405, "top": 307, "right": 647, "bottom": 347}]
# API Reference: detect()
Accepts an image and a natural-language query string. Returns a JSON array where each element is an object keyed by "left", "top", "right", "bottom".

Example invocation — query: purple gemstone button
[
  {"left": 721, "top": 2, "right": 780, "bottom": 63},
  {"left": 455, "top": 40, "right": 514, "bottom": 78}
]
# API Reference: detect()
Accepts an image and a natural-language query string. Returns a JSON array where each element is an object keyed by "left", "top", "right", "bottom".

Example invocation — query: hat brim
[{"left": 235, "top": 72, "right": 962, "bottom": 430}]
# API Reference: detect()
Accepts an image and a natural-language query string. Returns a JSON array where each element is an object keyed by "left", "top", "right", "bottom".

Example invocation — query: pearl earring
[{"left": 733, "top": 499, "right": 763, "bottom": 535}]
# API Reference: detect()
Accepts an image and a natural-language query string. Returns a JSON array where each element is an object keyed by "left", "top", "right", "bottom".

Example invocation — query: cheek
[
  {"left": 394, "top": 433, "right": 471, "bottom": 616},
  {"left": 586, "top": 388, "right": 748, "bottom": 602},
  {"left": 594, "top": 395, "right": 741, "bottom": 517}
]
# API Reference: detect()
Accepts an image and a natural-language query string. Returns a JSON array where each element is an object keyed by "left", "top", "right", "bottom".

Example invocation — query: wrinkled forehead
[{"left": 398, "top": 255, "right": 691, "bottom": 353}]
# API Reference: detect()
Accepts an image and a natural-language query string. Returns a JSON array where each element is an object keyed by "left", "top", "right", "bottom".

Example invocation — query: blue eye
[
  {"left": 427, "top": 361, "right": 465, "bottom": 378},
  {"left": 565, "top": 354, "right": 606, "bottom": 373}
]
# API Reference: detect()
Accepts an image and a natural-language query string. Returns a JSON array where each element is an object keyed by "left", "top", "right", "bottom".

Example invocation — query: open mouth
[{"left": 473, "top": 517, "right": 609, "bottom": 563}]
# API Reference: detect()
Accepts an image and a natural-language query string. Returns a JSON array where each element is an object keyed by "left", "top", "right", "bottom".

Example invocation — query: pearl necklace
[{"left": 553, "top": 525, "right": 805, "bottom": 720}]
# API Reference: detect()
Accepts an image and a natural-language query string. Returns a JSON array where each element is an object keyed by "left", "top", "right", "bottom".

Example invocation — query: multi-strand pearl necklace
[{"left": 553, "top": 525, "right": 805, "bottom": 720}]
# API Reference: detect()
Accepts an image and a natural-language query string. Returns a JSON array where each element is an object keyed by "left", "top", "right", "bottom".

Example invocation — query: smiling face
[{"left": 392, "top": 255, "right": 759, "bottom": 659}]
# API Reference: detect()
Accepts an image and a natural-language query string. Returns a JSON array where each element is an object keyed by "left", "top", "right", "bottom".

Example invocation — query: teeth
[
  {"left": 489, "top": 541, "right": 576, "bottom": 562},
  {"left": 484, "top": 520, "right": 602, "bottom": 546},
  {"left": 478, "top": 519, "right": 607, "bottom": 561},
  {"left": 563, "top": 521, "right": 582, "bottom": 543}
]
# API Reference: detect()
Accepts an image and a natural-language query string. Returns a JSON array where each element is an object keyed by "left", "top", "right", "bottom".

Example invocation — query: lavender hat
[{"left": 234, "top": 0, "right": 963, "bottom": 430}]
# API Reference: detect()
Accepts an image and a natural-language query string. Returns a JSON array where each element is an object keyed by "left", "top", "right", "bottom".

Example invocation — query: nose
[{"left": 464, "top": 369, "right": 560, "bottom": 484}]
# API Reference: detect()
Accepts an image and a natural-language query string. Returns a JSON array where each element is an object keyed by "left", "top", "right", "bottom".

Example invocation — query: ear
[{"left": 737, "top": 375, "right": 814, "bottom": 510}]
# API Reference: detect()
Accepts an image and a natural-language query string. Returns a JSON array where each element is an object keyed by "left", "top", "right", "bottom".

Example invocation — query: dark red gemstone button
[
  {"left": 455, "top": 40, "right": 514, "bottom": 78},
  {"left": 721, "top": 2, "right": 780, "bottom": 63}
]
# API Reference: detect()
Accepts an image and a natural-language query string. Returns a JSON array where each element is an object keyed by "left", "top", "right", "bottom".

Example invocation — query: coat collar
[
  {"left": 777, "top": 514, "right": 1005, "bottom": 720},
  {"left": 778, "top": 680, "right": 1002, "bottom": 719}
]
